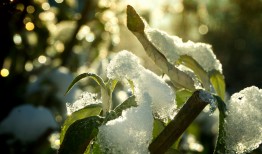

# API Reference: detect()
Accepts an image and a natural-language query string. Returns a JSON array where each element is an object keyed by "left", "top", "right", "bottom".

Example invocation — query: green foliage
[
  {"left": 209, "top": 71, "right": 226, "bottom": 100},
  {"left": 59, "top": 4, "right": 261, "bottom": 154},
  {"left": 60, "top": 104, "right": 102, "bottom": 143},
  {"left": 65, "top": 73, "right": 106, "bottom": 95},
  {"left": 59, "top": 116, "right": 103, "bottom": 154}
]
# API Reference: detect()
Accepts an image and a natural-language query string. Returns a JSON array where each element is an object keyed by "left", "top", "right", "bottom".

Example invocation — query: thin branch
[{"left": 148, "top": 90, "right": 209, "bottom": 154}]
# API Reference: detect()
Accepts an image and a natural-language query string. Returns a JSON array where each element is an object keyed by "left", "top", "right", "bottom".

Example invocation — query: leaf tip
[{"left": 126, "top": 5, "right": 145, "bottom": 32}]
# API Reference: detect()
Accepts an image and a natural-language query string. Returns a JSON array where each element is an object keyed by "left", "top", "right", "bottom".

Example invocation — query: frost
[
  {"left": 98, "top": 93, "right": 153, "bottom": 154},
  {"left": 98, "top": 50, "right": 176, "bottom": 153},
  {"left": 145, "top": 28, "right": 222, "bottom": 73},
  {"left": 66, "top": 92, "right": 101, "bottom": 115},
  {"left": 224, "top": 86, "right": 262, "bottom": 153},
  {"left": 0, "top": 104, "right": 58, "bottom": 143}
]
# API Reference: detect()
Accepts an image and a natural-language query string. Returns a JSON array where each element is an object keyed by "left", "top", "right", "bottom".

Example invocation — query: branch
[{"left": 148, "top": 90, "right": 209, "bottom": 153}]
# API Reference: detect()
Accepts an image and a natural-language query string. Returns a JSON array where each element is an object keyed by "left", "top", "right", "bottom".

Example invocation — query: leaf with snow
[
  {"left": 107, "top": 50, "right": 176, "bottom": 120},
  {"left": 126, "top": 5, "right": 225, "bottom": 96},
  {"left": 60, "top": 103, "right": 102, "bottom": 143},
  {"left": 98, "top": 93, "right": 154, "bottom": 154},
  {"left": 224, "top": 86, "right": 262, "bottom": 153},
  {"left": 126, "top": 5, "right": 195, "bottom": 91}
]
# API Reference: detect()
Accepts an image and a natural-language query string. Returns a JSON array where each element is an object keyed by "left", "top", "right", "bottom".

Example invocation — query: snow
[
  {"left": 106, "top": 50, "right": 142, "bottom": 80},
  {"left": 98, "top": 93, "right": 153, "bottom": 154},
  {"left": 0, "top": 104, "right": 58, "bottom": 143},
  {"left": 199, "top": 90, "right": 217, "bottom": 114},
  {"left": 66, "top": 92, "right": 101, "bottom": 115},
  {"left": 134, "top": 69, "right": 176, "bottom": 119},
  {"left": 224, "top": 86, "right": 262, "bottom": 153},
  {"left": 106, "top": 50, "right": 176, "bottom": 119},
  {"left": 145, "top": 28, "right": 222, "bottom": 73},
  {"left": 98, "top": 50, "right": 176, "bottom": 153}
]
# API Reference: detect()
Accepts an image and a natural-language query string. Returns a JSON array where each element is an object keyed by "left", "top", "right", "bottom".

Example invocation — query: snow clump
[
  {"left": 66, "top": 92, "right": 101, "bottom": 115},
  {"left": 98, "top": 50, "right": 176, "bottom": 153},
  {"left": 145, "top": 28, "right": 222, "bottom": 73},
  {"left": 224, "top": 86, "right": 262, "bottom": 153}
]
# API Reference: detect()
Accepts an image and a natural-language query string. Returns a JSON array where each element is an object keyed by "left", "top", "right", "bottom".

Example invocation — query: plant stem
[{"left": 148, "top": 90, "right": 209, "bottom": 154}]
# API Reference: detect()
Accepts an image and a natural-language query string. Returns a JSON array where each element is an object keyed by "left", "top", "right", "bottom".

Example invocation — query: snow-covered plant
[{"left": 58, "top": 5, "right": 262, "bottom": 154}]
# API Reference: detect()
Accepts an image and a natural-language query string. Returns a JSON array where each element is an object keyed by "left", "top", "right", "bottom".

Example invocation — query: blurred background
[{"left": 0, "top": 0, "right": 261, "bottom": 153}]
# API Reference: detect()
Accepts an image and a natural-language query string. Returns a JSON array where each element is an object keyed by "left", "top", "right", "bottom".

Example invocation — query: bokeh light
[
  {"left": 198, "top": 24, "right": 208, "bottom": 35},
  {"left": 55, "top": 0, "right": 63, "bottom": 4},
  {"left": 25, "top": 22, "right": 35, "bottom": 31},
  {"left": 42, "top": 2, "right": 50, "bottom": 10},
  {"left": 13, "top": 34, "right": 22, "bottom": 45},
  {"left": 25, "top": 62, "right": 33, "bottom": 72},
  {"left": 38, "top": 55, "right": 47, "bottom": 64},
  {"left": 1, "top": 68, "right": 9, "bottom": 77},
  {"left": 26, "top": 5, "right": 35, "bottom": 14}
]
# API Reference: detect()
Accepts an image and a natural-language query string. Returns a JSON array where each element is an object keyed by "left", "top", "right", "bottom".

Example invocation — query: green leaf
[
  {"left": 114, "top": 95, "right": 137, "bottom": 117},
  {"left": 59, "top": 116, "right": 103, "bottom": 154},
  {"left": 178, "top": 55, "right": 211, "bottom": 90},
  {"left": 152, "top": 119, "right": 165, "bottom": 140},
  {"left": 209, "top": 70, "right": 226, "bottom": 101},
  {"left": 213, "top": 95, "right": 227, "bottom": 153},
  {"left": 107, "top": 79, "right": 118, "bottom": 93},
  {"left": 176, "top": 89, "right": 193, "bottom": 108},
  {"left": 126, "top": 5, "right": 145, "bottom": 32},
  {"left": 65, "top": 73, "right": 106, "bottom": 95},
  {"left": 84, "top": 139, "right": 102, "bottom": 154},
  {"left": 127, "top": 80, "right": 135, "bottom": 94},
  {"left": 60, "top": 104, "right": 102, "bottom": 143}
]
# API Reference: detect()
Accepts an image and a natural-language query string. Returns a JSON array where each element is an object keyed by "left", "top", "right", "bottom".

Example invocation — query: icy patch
[
  {"left": 0, "top": 104, "right": 58, "bottom": 143},
  {"left": 66, "top": 92, "right": 101, "bottom": 115},
  {"left": 98, "top": 93, "right": 153, "bottom": 154},
  {"left": 224, "top": 86, "right": 262, "bottom": 153},
  {"left": 145, "top": 28, "right": 222, "bottom": 73}
]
